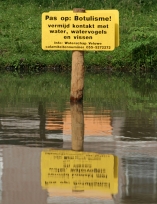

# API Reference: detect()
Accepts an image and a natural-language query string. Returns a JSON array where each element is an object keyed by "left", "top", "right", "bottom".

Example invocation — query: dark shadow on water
[
  {"left": 38, "top": 101, "right": 46, "bottom": 140},
  {"left": 0, "top": 101, "right": 63, "bottom": 147},
  {"left": 0, "top": 135, "right": 63, "bottom": 147}
]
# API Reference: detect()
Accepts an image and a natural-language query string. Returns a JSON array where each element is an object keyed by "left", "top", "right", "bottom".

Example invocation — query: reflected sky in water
[{"left": 0, "top": 101, "right": 157, "bottom": 204}]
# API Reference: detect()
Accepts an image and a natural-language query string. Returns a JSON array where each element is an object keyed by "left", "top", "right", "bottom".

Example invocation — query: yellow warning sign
[
  {"left": 42, "top": 10, "right": 118, "bottom": 51},
  {"left": 88, "top": 10, "right": 119, "bottom": 47},
  {"left": 41, "top": 150, "right": 118, "bottom": 194}
]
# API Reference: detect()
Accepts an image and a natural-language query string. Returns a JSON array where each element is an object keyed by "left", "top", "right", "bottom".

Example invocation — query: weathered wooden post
[
  {"left": 71, "top": 102, "right": 84, "bottom": 151},
  {"left": 42, "top": 9, "right": 119, "bottom": 103},
  {"left": 70, "top": 8, "right": 85, "bottom": 103}
]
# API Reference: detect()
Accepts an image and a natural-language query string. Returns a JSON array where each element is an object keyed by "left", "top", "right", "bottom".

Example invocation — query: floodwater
[{"left": 0, "top": 89, "right": 157, "bottom": 204}]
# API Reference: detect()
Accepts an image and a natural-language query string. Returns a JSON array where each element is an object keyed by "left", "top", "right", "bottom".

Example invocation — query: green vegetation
[
  {"left": 84, "top": 73, "right": 157, "bottom": 112},
  {"left": 1, "top": 72, "right": 157, "bottom": 116},
  {"left": 0, "top": 0, "right": 157, "bottom": 73},
  {"left": 0, "top": 72, "right": 70, "bottom": 110}
]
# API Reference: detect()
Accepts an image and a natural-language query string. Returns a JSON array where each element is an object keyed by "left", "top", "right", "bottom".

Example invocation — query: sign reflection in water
[
  {"left": 41, "top": 103, "right": 118, "bottom": 202},
  {"left": 41, "top": 150, "right": 118, "bottom": 199}
]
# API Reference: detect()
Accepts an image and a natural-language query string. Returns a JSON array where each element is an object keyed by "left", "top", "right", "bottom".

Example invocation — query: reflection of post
[
  {"left": 0, "top": 119, "right": 2, "bottom": 130},
  {"left": 71, "top": 103, "right": 84, "bottom": 151},
  {"left": 38, "top": 102, "right": 46, "bottom": 140}
]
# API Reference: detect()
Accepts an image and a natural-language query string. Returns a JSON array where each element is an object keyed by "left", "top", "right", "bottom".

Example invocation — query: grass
[
  {"left": 0, "top": 72, "right": 71, "bottom": 110},
  {"left": 1, "top": 72, "right": 157, "bottom": 116},
  {"left": 1, "top": 0, "right": 157, "bottom": 73},
  {"left": 84, "top": 73, "right": 157, "bottom": 111}
]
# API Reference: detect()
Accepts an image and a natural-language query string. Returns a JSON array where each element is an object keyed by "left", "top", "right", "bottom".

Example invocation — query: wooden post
[
  {"left": 71, "top": 102, "right": 84, "bottom": 151},
  {"left": 70, "top": 8, "right": 85, "bottom": 103}
]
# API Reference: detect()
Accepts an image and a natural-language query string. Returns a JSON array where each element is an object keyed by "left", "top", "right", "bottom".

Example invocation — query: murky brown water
[{"left": 0, "top": 101, "right": 157, "bottom": 204}]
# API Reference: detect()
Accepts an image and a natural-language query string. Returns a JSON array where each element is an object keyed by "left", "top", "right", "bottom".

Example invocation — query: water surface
[{"left": 0, "top": 75, "right": 157, "bottom": 204}]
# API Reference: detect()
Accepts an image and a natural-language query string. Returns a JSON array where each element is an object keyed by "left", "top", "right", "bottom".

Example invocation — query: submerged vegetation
[
  {"left": 1, "top": 72, "right": 157, "bottom": 115},
  {"left": 0, "top": 0, "right": 157, "bottom": 73},
  {"left": 1, "top": 0, "right": 157, "bottom": 113}
]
